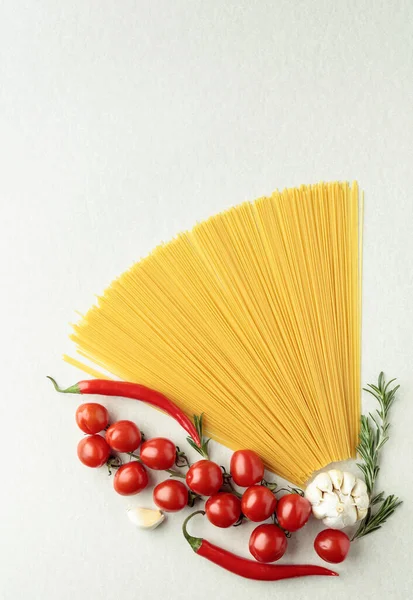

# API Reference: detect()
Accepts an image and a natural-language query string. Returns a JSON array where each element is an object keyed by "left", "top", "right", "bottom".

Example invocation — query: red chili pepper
[
  {"left": 47, "top": 377, "right": 202, "bottom": 448},
  {"left": 183, "top": 511, "right": 338, "bottom": 581}
]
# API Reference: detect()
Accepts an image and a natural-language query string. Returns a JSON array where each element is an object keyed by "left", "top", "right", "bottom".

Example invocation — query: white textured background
[{"left": 1, "top": 1, "right": 412, "bottom": 599}]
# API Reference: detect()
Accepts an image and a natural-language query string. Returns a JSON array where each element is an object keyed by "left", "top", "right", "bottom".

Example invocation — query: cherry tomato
[
  {"left": 75, "top": 403, "right": 109, "bottom": 434},
  {"left": 230, "top": 449, "right": 264, "bottom": 487},
  {"left": 186, "top": 460, "right": 223, "bottom": 496},
  {"left": 113, "top": 461, "right": 148, "bottom": 495},
  {"left": 153, "top": 480, "right": 188, "bottom": 512},
  {"left": 241, "top": 485, "right": 277, "bottom": 522},
  {"left": 249, "top": 524, "right": 287, "bottom": 562},
  {"left": 314, "top": 529, "right": 350, "bottom": 563},
  {"left": 205, "top": 493, "right": 242, "bottom": 528},
  {"left": 77, "top": 435, "right": 110, "bottom": 468},
  {"left": 276, "top": 494, "right": 312, "bottom": 532},
  {"left": 140, "top": 437, "right": 176, "bottom": 470},
  {"left": 105, "top": 420, "right": 141, "bottom": 453}
]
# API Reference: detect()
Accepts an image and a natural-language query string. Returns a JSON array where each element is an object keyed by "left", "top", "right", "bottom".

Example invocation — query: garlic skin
[
  {"left": 127, "top": 507, "right": 165, "bottom": 530},
  {"left": 305, "top": 470, "right": 369, "bottom": 529}
]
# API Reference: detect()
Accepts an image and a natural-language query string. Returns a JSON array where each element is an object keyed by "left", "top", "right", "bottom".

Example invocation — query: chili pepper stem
[
  {"left": 182, "top": 510, "right": 205, "bottom": 552},
  {"left": 47, "top": 376, "right": 80, "bottom": 394}
]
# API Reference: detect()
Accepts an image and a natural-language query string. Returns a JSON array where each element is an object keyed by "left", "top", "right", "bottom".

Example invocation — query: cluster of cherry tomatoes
[{"left": 74, "top": 402, "right": 350, "bottom": 565}]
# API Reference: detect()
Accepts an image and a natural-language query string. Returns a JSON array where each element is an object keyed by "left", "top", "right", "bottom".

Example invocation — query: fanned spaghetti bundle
[{"left": 67, "top": 182, "right": 362, "bottom": 485}]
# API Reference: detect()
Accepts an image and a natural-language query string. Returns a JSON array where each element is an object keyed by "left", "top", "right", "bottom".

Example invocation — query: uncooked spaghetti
[{"left": 67, "top": 181, "right": 362, "bottom": 485}]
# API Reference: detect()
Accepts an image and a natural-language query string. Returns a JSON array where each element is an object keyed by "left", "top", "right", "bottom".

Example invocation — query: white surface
[{"left": 1, "top": 1, "right": 412, "bottom": 599}]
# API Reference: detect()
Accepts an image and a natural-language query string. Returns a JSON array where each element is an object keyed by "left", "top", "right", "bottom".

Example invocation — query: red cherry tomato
[
  {"left": 186, "top": 460, "right": 223, "bottom": 496},
  {"left": 276, "top": 494, "right": 312, "bottom": 532},
  {"left": 205, "top": 493, "right": 242, "bottom": 528},
  {"left": 153, "top": 480, "right": 188, "bottom": 512},
  {"left": 77, "top": 435, "right": 110, "bottom": 467},
  {"left": 113, "top": 461, "right": 148, "bottom": 495},
  {"left": 230, "top": 449, "right": 264, "bottom": 487},
  {"left": 105, "top": 420, "right": 141, "bottom": 453},
  {"left": 140, "top": 437, "right": 176, "bottom": 470},
  {"left": 314, "top": 529, "right": 350, "bottom": 563},
  {"left": 249, "top": 524, "right": 287, "bottom": 562},
  {"left": 241, "top": 485, "right": 277, "bottom": 522},
  {"left": 75, "top": 403, "right": 109, "bottom": 434}
]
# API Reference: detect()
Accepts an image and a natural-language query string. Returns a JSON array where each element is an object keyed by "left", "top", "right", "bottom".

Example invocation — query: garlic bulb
[
  {"left": 127, "top": 507, "right": 165, "bottom": 530},
  {"left": 304, "top": 470, "right": 369, "bottom": 529}
]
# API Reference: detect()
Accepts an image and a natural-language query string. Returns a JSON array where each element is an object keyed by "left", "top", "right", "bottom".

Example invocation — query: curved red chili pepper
[
  {"left": 47, "top": 377, "right": 201, "bottom": 447},
  {"left": 183, "top": 511, "right": 338, "bottom": 581}
]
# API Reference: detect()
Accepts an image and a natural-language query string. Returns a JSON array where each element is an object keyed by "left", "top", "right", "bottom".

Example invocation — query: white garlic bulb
[
  {"left": 127, "top": 507, "right": 165, "bottom": 530},
  {"left": 304, "top": 469, "right": 369, "bottom": 529}
]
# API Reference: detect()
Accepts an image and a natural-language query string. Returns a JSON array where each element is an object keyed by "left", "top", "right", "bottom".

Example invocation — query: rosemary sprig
[
  {"left": 352, "top": 495, "right": 402, "bottom": 539},
  {"left": 186, "top": 413, "right": 211, "bottom": 459},
  {"left": 352, "top": 372, "right": 402, "bottom": 541}
]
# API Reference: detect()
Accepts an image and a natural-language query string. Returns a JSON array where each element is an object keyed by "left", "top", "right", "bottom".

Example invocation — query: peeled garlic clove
[
  {"left": 357, "top": 507, "right": 368, "bottom": 520},
  {"left": 341, "top": 471, "right": 356, "bottom": 495},
  {"left": 328, "top": 469, "right": 343, "bottom": 490},
  {"left": 127, "top": 507, "right": 165, "bottom": 530},
  {"left": 312, "top": 472, "right": 333, "bottom": 493},
  {"left": 304, "top": 483, "right": 323, "bottom": 505},
  {"left": 352, "top": 478, "right": 368, "bottom": 497}
]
